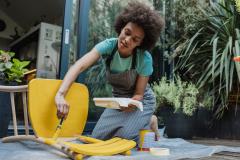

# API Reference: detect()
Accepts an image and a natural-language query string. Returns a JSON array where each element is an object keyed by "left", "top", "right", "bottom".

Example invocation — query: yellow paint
[
  {"left": 74, "top": 154, "right": 83, "bottom": 160},
  {"left": 123, "top": 150, "right": 131, "bottom": 156},
  {"left": 78, "top": 135, "right": 103, "bottom": 143},
  {"left": 28, "top": 79, "right": 89, "bottom": 138},
  {"left": 52, "top": 118, "right": 64, "bottom": 140},
  {"left": 78, "top": 135, "right": 132, "bottom": 155},
  {"left": 44, "top": 138, "right": 56, "bottom": 145},
  {"left": 52, "top": 128, "right": 61, "bottom": 140},
  {"left": 63, "top": 138, "right": 136, "bottom": 156}
]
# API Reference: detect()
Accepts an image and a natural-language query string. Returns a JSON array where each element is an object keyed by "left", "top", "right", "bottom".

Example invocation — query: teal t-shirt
[{"left": 94, "top": 38, "right": 153, "bottom": 76}]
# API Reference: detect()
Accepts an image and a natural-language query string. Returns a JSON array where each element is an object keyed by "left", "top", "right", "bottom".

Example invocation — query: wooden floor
[{"left": 184, "top": 138, "right": 240, "bottom": 160}]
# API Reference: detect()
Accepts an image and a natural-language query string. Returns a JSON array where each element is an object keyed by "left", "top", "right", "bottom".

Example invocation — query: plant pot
[
  {"left": 157, "top": 105, "right": 196, "bottom": 139},
  {"left": 0, "top": 81, "right": 19, "bottom": 138},
  {"left": 164, "top": 112, "right": 196, "bottom": 139},
  {"left": 211, "top": 105, "right": 240, "bottom": 139},
  {"left": 195, "top": 108, "right": 213, "bottom": 138},
  {"left": 0, "top": 85, "right": 12, "bottom": 138}
]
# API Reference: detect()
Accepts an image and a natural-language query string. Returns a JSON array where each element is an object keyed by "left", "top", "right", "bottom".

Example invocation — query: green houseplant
[
  {"left": 153, "top": 76, "right": 212, "bottom": 116},
  {"left": 0, "top": 49, "right": 30, "bottom": 84},
  {"left": 152, "top": 76, "right": 212, "bottom": 138},
  {"left": 0, "top": 49, "right": 30, "bottom": 138},
  {"left": 174, "top": 0, "right": 240, "bottom": 118}
]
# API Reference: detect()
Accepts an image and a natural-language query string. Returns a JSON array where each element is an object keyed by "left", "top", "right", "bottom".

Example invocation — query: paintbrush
[{"left": 52, "top": 117, "right": 64, "bottom": 140}]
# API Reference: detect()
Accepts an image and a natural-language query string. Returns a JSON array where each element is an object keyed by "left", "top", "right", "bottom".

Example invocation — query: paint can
[{"left": 138, "top": 129, "right": 155, "bottom": 151}]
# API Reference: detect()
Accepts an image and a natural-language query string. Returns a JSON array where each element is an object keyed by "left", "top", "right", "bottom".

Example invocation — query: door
[{"left": 59, "top": 0, "right": 90, "bottom": 82}]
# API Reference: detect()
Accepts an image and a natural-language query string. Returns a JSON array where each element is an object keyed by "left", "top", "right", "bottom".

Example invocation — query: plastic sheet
[{"left": 1, "top": 129, "right": 240, "bottom": 160}]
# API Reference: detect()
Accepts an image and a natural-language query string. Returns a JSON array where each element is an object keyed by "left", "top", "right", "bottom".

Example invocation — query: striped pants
[{"left": 91, "top": 87, "right": 156, "bottom": 142}]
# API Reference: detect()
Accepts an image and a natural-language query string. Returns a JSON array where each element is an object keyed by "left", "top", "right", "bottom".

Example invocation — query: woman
[{"left": 55, "top": 2, "right": 164, "bottom": 141}]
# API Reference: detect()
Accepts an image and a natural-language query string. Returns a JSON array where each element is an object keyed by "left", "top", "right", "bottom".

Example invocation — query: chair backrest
[{"left": 28, "top": 79, "right": 89, "bottom": 138}]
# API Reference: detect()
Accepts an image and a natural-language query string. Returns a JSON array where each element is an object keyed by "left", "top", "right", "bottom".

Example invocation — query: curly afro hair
[{"left": 114, "top": 2, "right": 165, "bottom": 50}]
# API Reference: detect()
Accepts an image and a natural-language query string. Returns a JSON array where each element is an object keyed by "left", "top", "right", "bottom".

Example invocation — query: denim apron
[{"left": 91, "top": 45, "right": 156, "bottom": 142}]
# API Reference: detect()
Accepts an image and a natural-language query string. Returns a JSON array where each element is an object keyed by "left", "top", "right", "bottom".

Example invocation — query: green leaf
[
  {"left": 234, "top": 40, "right": 240, "bottom": 83},
  {"left": 212, "top": 37, "right": 219, "bottom": 82},
  {"left": 8, "top": 52, "right": 15, "bottom": 57},
  {"left": 175, "top": 0, "right": 240, "bottom": 118},
  {"left": 0, "top": 63, "right": 5, "bottom": 71},
  {"left": 5, "top": 62, "right": 12, "bottom": 69}
]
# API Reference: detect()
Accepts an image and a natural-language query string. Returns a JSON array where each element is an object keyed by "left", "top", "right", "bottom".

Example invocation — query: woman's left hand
[
  {"left": 119, "top": 94, "right": 143, "bottom": 112},
  {"left": 120, "top": 104, "right": 137, "bottom": 112}
]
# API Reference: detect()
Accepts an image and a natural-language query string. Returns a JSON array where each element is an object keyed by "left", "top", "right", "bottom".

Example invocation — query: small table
[{"left": 0, "top": 85, "right": 29, "bottom": 136}]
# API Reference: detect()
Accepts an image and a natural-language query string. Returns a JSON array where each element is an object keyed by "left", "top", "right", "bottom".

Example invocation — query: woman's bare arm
[
  {"left": 132, "top": 75, "right": 149, "bottom": 101},
  {"left": 55, "top": 48, "right": 100, "bottom": 118}
]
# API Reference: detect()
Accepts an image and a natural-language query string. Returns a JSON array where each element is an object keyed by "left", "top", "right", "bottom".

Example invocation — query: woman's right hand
[
  {"left": 55, "top": 92, "right": 69, "bottom": 119},
  {"left": 54, "top": 48, "right": 100, "bottom": 119}
]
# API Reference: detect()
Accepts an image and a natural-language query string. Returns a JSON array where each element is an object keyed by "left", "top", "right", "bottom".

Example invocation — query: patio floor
[
  {"left": 1, "top": 136, "right": 240, "bottom": 160},
  {"left": 186, "top": 138, "right": 240, "bottom": 160}
]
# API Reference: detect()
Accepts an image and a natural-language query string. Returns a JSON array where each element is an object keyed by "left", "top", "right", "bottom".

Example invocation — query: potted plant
[
  {"left": 0, "top": 49, "right": 30, "bottom": 138},
  {"left": 169, "top": 0, "right": 240, "bottom": 139},
  {"left": 173, "top": 0, "right": 240, "bottom": 119},
  {"left": 152, "top": 75, "right": 212, "bottom": 139}
]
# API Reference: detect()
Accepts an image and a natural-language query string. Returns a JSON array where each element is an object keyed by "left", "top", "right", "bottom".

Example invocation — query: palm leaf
[{"left": 175, "top": 0, "right": 240, "bottom": 118}]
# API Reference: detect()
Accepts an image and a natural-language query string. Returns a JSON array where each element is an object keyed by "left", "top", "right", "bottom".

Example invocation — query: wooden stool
[{"left": 0, "top": 85, "right": 29, "bottom": 136}]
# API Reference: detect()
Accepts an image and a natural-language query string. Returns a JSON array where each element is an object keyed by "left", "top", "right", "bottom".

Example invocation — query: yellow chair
[{"left": 2, "top": 79, "right": 136, "bottom": 160}]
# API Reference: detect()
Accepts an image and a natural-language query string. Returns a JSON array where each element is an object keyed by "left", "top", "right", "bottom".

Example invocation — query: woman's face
[{"left": 118, "top": 22, "right": 145, "bottom": 58}]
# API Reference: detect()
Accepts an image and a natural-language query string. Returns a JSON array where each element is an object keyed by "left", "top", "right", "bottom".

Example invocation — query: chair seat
[{"left": 63, "top": 137, "right": 136, "bottom": 156}]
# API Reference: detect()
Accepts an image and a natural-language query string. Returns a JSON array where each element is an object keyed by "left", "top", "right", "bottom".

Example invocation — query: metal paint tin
[{"left": 138, "top": 129, "right": 155, "bottom": 151}]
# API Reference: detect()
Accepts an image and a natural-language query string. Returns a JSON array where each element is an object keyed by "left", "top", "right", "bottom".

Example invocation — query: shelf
[{"left": 8, "top": 24, "right": 41, "bottom": 49}]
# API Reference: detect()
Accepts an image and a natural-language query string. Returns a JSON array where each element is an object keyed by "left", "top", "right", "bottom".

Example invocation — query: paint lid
[{"left": 150, "top": 148, "right": 170, "bottom": 156}]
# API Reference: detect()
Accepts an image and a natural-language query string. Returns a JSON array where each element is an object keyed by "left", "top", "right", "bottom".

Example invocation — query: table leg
[
  {"left": 22, "top": 92, "right": 29, "bottom": 135},
  {"left": 10, "top": 92, "right": 18, "bottom": 136}
]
